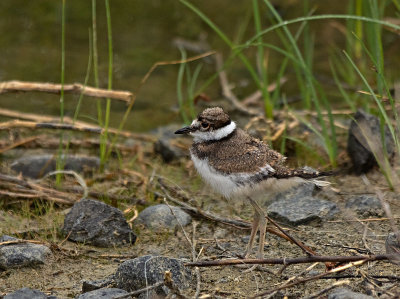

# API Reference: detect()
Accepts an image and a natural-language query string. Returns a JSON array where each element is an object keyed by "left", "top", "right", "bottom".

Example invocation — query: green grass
[
  {"left": 179, "top": 0, "right": 400, "bottom": 173},
  {"left": 50, "top": 1, "right": 399, "bottom": 188},
  {"left": 92, "top": 0, "right": 103, "bottom": 127},
  {"left": 99, "top": 0, "right": 113, "bottom": 172},
  {"left": 176, "top": 47, "right": 204, "bottom": 124},
  {"left": 56, "top": 0, "right": 67, "bottom": 185}
]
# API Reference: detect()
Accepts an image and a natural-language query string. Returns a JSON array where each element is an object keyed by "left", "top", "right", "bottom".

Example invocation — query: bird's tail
[
  {"left": 273, "top": 166, "right": 334, "bottom": 187},
  {"left": 296, "top": 166, "right": 334, "bottom": 187}
]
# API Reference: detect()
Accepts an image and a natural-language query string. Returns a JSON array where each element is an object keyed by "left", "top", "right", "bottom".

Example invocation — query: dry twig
[
  {"left": 0, "top": 135, "right": 139, "bottom": 153},
  {"left": 0, "top": 108, "right": 155, "bottom": 141},
  {"left": 186, "top": 254, "right": 391, "bottom": 267},
  {"left": 0, "top": 80, "right": 133, "bottom": 103},
  {"left": 157, "top": 178, "right": 325, "bottom": 259},
  {"left": 215, "top": 53, "right": 260, "bottom": 117},
  {"left": 251, "top": 260, "right": 369, "bottom": 298}
]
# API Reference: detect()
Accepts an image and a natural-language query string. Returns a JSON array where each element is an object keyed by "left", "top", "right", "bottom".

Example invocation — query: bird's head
[{"left": 174, "top": 107, "right": 236, "bottom": 142}]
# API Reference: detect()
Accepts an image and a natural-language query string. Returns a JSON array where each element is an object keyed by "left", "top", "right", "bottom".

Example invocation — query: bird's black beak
[{"left": 174, "top": 126, "right": 194, "bottom": 134}]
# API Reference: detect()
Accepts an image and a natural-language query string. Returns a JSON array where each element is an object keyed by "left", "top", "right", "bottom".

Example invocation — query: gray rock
[
  {"left": 267, "top": 182, "right": 316, "bottom": 204},
  {"left": 328, "top": 287, "right": 374, "bottom": 299},
  {"left": 153, "top": 124, "right": 187, "bottom": 162},
  {"left": 4, "top": 287, "right": 56, "bottom": 299},
  {"left": 114, "top": 255, "right": 192, "bottom": 297},
  {"left": 82, "top": 276, "right": 115, "bottom": 293},
  {"left": 345, "top": 195, "right": 383, "bottom": 217},
  {"left": 267, "top": 196, "right": 338, "bottom": 226},
  {"left": 385, "top": 232, "right": 400, "bottom": 265},
  {"left": 136, "top": 204, "right": 192, "bottom": 230},
  {"left": 11, "top": 154, "right": 100, "bottom": 179},
  {"left": 63, "top": 199, "right": 136, "bottom": 247},
  {"left": 77, "top": 288, "right": 130, "bottom": 299},
  {"left": 0, "top": 235, "right": 17, "bottom": 242},
  {"left": 347, "top": 109, "right": 395, "bottom": 174},
  {"left": 154, "top": 138, "right": 185, "bottom": 163},
  {"left": 0, "top": 235, "right": 52, "bottom": 270}
]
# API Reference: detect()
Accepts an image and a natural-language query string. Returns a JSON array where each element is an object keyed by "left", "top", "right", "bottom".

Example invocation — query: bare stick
[
  {"left": 185, "top": 254, "right": 392, "bottom": 267},
  {"left": 155, "top": 191, "right": 249, "bottom": 230},
  {"left": 266, "top": 215, "right": 316, "bottom": 257},
  {"left": 0, "top": 135, "right": 139, "bottom": 153},
  {"left": 215, "top": 53, "right": 260, "bottom": 117},
  {"left": 0, "top": 239, "right": 45, "bottom": 246},
  {"left": 251, "top": 260, "right": 368, "bottom": 298},
  {"left": 0, "top": 108, "right": 155, "bottom": 141},
  {"left": 157, "top": 178, "right": 322, "bottom": 256},
  {"left": 0, "top": 119, "right": 138, "bottom": 138},
  {"left": 0, "top": 80, "right": 133, "bottom": 103},
  {"left": 0, "top": 136, "right": 38, "bottom": 154},
  {"left": 140, "top": 51, "right": 216, "bottom": 87}
]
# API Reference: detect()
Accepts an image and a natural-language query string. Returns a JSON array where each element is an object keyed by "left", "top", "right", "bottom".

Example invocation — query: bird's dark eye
[{"left": 201, "top": 122, "right": 209, "bottom": 128}]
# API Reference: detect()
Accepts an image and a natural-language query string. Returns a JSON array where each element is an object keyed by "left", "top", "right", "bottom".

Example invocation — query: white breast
[
  {"left": 191, "top": 153, "right": 305, "bottom": 200},
  {"left": 191, "top": 154, "right": 239, "bottom": 198}
]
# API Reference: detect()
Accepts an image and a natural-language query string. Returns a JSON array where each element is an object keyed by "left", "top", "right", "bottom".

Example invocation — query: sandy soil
[{"left": 0, "top": 163, "right": 399, "bottom": 298}]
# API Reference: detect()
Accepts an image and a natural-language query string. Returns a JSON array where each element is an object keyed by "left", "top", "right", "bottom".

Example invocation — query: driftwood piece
[
  {"left": 185, "top": 254, "right": 391, "bottom": 267},
  {"left": 0, "top": 108, "right": 155, "bottom": 141},
  {"left": 0, "top": 135, "right": 139, "bottom": 154},
  {"left": 0, "top": 119, "right": 145, "bottom": 140},
  {"left": 0, "top": 80, "right": 133, "bottom": 103}
]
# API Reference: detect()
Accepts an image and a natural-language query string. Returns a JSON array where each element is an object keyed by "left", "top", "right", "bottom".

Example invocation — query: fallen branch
[
  {"left": 0, "top": 135, "right": 139, "bottom": 154},
  {"left": 0, "top": 239, "right": 45, "bottom": 246},
  {"left": 157, "top": 177, "right": 324, "bottom": 259},
  {"left": 186, "top": 254, "right": 391, "bottom": 267},
  {"left": 319, "top": 274, "right": 400, "bottom": 281},
  {"left": 0, "top": 108, "right": 155, "bottom": 141},
  {"left": 0, "top": 80, "right": 133, "bottom": 103},
  {"left": 251, "top": 259, "right": 369, "bottom": 298},
  {"left": 156, "top": 180, "right": 250, "bottom": 230},
  {"left": 0, "top": 119, "right": 139, "bottom": 139}
]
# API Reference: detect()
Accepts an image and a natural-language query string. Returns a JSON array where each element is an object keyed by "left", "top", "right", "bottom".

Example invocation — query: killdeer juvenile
[{"left": 175, "top": 107, "right": 330, "bottom": 259}]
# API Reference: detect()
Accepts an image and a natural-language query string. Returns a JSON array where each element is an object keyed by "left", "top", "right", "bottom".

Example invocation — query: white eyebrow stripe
[{"left": 191, "top": 121, "right": 236, "bottom": 142}]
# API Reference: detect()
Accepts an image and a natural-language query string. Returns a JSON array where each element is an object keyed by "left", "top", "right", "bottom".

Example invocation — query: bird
[{"left": 175, "top": 107, "right": 330, "bottom": 259}]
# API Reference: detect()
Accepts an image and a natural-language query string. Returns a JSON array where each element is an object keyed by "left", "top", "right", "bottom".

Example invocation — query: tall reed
[
  {"left": 99, "top": 0, "right": 113, "bottom": 171},
  {"left": 56, "top": 0, "right": 67, "bottom": 185}
]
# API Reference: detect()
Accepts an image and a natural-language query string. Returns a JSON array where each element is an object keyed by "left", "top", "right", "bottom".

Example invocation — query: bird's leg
[
  {"left": 243, "top": 203, "right": 260, "bottom": 258},
  {"left": 247, "top": 197, "right": 268, "bottom": 259}
]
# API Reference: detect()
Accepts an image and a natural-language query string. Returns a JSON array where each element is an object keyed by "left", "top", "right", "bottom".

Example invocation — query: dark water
[{"left": 0, "top": 1, "right": 398, "bottom": 132}]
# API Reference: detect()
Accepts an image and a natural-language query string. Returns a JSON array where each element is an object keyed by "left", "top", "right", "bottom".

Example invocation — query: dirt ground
[{"left": 0, "top": 155, "right": 399, "bottom": 298}]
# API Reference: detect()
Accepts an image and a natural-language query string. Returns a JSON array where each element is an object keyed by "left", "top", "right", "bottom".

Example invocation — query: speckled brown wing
[{"left": 191, "top": 129, "right": 287, "bottom": 175}]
